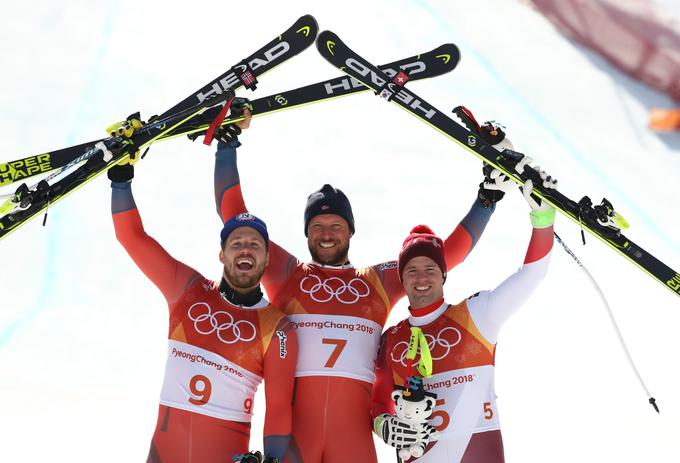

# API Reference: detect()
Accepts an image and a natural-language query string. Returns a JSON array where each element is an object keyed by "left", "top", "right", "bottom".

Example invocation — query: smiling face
[
  {"left": 219, "top": 226, "right": 269, "bottom": 293},
  {"left": 306, "top": 214, "right": 352, "bottom": 265},
  {"left": 401, "top": 255, "right": 445, "bottom": 309}
]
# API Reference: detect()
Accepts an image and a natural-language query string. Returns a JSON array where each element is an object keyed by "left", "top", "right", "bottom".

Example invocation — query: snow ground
[{"left": 1, "top": 0, "right": 679, "bottom": 461}]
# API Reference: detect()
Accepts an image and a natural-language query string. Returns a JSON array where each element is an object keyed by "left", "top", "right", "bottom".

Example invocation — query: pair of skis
[
  {"left": 1, "top": 19, "right": 677, "bottom": 301},
  {"left": 313, "top": 30, "right": 680, "bottom": 301},
  {"left": 313, "top": 31, "right": 666, "bottom": 414},
  {"left": 0, "top": 15, "right": 460, "bottom": 242}
]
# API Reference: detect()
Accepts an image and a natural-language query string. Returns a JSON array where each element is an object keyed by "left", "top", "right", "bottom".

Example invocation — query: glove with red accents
[{"left": 478, "top": 163, "right": 514, "bottom": 208}]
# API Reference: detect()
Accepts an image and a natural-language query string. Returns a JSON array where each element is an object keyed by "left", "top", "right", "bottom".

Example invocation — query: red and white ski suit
[
  {"left": 112, "top": 181, "right": 298, "bottom": 462},
  {"left": 372, "top": 224, "right": 554, "bottom": 463}
]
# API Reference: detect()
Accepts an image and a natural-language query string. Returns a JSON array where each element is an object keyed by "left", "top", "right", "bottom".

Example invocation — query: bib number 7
[{"left": 322, "top": 338, "right": 347, "bottom": 368}]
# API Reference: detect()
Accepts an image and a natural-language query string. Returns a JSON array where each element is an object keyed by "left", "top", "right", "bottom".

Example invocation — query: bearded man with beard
[
  {"left": 213, "top": 109, "right": 513, "bottom": 463},
  {"left": 109, "top": 124, "right": 297, "bottom": 463}
]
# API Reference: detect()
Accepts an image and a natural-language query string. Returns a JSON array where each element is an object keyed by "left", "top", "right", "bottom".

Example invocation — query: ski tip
[
  {"left": 296, "top": 14, "right": 319, "bottom": 38},
  {"left": 316, "top": 30, "right": 340, "bottom": 56},
  {"left": 431, "top": 43, "right": 461, "bottom": 69}
]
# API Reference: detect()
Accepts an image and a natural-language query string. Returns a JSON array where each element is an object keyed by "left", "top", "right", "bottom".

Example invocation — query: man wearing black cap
[
  {"left": 213, "top": 109, "right": 513, "bottom": 463},
  {"left": 371, "top": 171, "right": 557, "bottom": 463},
  {"left": 109, "top": 136, "right": 297, "bottom": 462}
]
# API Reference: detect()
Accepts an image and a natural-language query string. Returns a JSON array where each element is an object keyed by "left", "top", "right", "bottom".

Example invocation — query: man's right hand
[
  {"left": 374, "top": 413, "right": 428, "bottom": 449},
  {"left": 107, "top": 148, "right": 140, "bottom": 183},
  {"left": 216, "top": 103, "right": 252, "bottom": 144},
  {"left": 478, "top": 164, "right": 514, "bottom": 208}
]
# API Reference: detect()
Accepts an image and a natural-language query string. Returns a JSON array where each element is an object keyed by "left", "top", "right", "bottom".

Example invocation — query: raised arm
[
  {"left": 468, "top": 170, "right": 558, "bottom": 343},
  {"left": 262, "top": 317, "right": 298, "bottom": 461},
  {"left": 213, "top": 113, "right": 299, "bottom": 299},
  {"left": 376, "top": 193, "right": 497, "bottom": 307},
  {"left": 376, "top": 114, "right": 520, "bottom": 304},
  {"left": 214, "top": 139, "right": 248, "bottom": 222},
  {"left": 111, "top": 180, "right": 200, "bottom": 306},
  {"left": 213, "top": 107, "right": 253, "bottom": 223}
]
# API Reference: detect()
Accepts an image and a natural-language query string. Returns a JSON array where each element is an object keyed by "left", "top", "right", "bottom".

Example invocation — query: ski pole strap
[
  {"left": 203, "top": 95, "right": 235, "bottom": 146},
  {"left": 231, "top": 60, "right": 258, "bottom": 90},
  {"left": 406, "top": 327, "right": 433, "bottom": 378}
]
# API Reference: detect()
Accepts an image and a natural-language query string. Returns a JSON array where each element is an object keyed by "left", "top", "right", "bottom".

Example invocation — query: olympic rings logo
[
  {"left": 188, "top": 302, "right": 257, "bottom": 344},
  {"left": 390, "top": 327, "right": 462, "bottom": 367},
  {"left": 299, "top": 275, "right": 371, "bottom": 304}
]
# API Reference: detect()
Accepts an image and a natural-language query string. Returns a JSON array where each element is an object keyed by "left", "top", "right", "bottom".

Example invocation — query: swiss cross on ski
[
  {"left": 231, "top": 60, "right": 259, "bottom": 90},
  {"left": 378, "top": 70, "right": 410, "bottom": 101}
]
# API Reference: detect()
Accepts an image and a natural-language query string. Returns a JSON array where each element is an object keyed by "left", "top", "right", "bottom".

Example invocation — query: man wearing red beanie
[
  {"left": 213, "top": 108, "right": 514, "bottom": 463},
  {"left": 371, "top": 169, "right": 557, "bottom": 463}
]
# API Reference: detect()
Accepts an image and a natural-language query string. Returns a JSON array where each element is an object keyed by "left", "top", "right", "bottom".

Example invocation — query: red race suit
[{"left": 112, "top": 181, "right": 298, "bottom": 463}]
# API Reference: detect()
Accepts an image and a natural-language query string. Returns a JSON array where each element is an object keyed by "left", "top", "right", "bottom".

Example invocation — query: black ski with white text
[
  {"left": 0, "top": 43, "right": 460, "bottom": 187},
  {"left": 315, "top": 30, "right": 680, "bottom": 299},
  {"left": 0, "top": 14, "right": 319, "bottom": 240}
]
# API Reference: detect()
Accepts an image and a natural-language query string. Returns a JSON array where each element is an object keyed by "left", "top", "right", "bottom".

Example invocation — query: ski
[
  {"left": 0, "top": 14, "right": 319, "bottom": 241},
  {"left": 165, "top": 43, "right": 460, "bottom": 140},
  {"left": 0, "top": 14, "right": 318, "bottom": 189},
  {"left": 315, "top": 30, "right": 680, "bottom": 299},
  {"left": 0, "top": 43, "right": 460, "bottom": 187},
  {"left": 0, "top": 37, "right": 461, "bottom": 242}
]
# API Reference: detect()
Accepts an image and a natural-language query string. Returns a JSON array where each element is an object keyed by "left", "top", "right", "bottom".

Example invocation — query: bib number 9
[{"left": 188, "top": 374, "right": 212, "bottom": 406}]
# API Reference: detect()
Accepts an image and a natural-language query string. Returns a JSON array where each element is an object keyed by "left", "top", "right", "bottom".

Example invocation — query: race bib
[
  {"left": 159, "top": 340, "right": 262, "bottom": 422},
  {"left": 423, "top": 365, "right": 500, "bottom": 435},
  {"left": 288, "top": 314, "right": 382, "bottom": 382}
]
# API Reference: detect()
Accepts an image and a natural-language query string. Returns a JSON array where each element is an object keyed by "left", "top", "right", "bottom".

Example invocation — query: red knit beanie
[{"left": 398, "top": 225, "right": 447, "bottom": 281}]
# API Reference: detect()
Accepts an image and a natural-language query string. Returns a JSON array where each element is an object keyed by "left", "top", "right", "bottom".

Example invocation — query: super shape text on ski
[
  {"left": 0, "top": 15, "right": 319, "bottom": 240},
  {"left": 0, "top": 14, "right": 319, "bottom": 189}
]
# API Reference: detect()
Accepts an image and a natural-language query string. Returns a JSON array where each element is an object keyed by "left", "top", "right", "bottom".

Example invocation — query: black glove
[
  {"left": 452, "top": 106, "right": 513, "bottom": 151},
  {"left": 477, "top": 163, "right": 513, "bottom": 208},
  {"left": 107, "top": 163, "right": 134, "bottom": 182},
  {"left": 479, "top": 121, "right": 506, "bottom": 145},
  {"left": 236, "top": 451, "right": 280, "bottom": 463},
  {"left": 230, "top": 97, "right": 252, "bottom": 117},
  {"left": 215, "top": 97, "right": 252, "bottom": 143},
  {"left": 107, "top": 148, "right": 139, "bottom": 183},
  {"left": 214, "top": 123, "right": 242, "bottom": 144}
]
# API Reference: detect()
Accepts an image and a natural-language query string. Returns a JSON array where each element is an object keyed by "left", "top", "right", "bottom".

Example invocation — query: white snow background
[{"left": 1, "top": 0, "right": 679, "bottom": 461}]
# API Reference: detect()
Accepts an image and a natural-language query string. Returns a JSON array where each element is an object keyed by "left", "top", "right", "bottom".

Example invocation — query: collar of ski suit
[
  {"left": 310, "top": 261, "right": 354, "bottom": 269},
  {"left": 219, "top": 278, "right": 269, "bottom": 309},
  {"left": 408, "top": 299, "right": 448, "bottom": 327}
]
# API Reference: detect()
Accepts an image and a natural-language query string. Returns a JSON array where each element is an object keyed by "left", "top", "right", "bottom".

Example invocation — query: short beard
[
  {"left": 308, "top": 240, "right": 350, "bottom": 266},
  {"left": 224, "top": 262, "right": 266, "bottom": 290}
]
